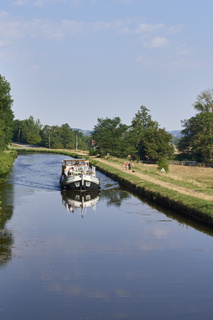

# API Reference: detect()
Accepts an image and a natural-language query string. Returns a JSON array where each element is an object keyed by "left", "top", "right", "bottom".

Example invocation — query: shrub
[{"left": 157, "top": 157, "right": 169, "bottom": 173}]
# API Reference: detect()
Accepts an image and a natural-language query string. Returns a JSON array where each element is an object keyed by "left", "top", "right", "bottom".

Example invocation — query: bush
[
  {"left": 89, "top": 149, "right": 98, "bottom": 156},
  {"left": 157, "top": 157, "right": 169, "bottom": 173},
  {"left": 0, "top": 150, "right": 17, "bottom": 181}
]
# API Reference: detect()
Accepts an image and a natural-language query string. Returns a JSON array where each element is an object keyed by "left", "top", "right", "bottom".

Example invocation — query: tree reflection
[
  {"left": 100, "top": 189, "right": 131, "bottom": 207},
  {"left": 0, "top": 184, "right": 14, "bottom": 266}
]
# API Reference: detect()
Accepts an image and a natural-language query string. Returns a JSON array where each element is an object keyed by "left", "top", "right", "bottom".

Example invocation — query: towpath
[{"left": 92, "top": 157, "right": 213, "bottom": 202}]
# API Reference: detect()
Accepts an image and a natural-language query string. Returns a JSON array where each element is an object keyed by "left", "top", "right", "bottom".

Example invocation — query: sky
[{"left": 1, "top": 0, "right": 213, "bottom": 131}]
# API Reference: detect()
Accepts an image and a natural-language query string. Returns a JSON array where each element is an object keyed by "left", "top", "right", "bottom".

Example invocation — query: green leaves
[
  {"left": 92, "top": 107, "right": 174, "bottom": 161},
  {"left": 0, "top": 75, "right": 14, "bottom": 151},
  {"left": 92, "top": 117, "right": 135, "bottom": 157},
  {"left": 179, "top": 88, "right": 213, "bottom": 163},
  {"left": 130, "top": 106, "right": 174, "bottom": 161}
]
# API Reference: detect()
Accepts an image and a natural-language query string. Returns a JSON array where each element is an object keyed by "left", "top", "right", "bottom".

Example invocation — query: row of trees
[
  {"left": 92, "top": 106, "right": 174, "bottom": 161},
  {"left": 1, "top": 72, "right": 213, "bottom": 163},
  {"left": 92, "top": 89, "right": 213, "bottom": 163},
  {"left": 12, "top": 117, "right": 90, "bottom": 150}
]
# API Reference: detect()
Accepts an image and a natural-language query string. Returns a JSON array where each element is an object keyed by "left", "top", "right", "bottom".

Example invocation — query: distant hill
[
  {"left": 73, "top": 128, "right": 92, "bottom": 136},
  {"left": 168, "top": 130, "right": 182, "bottom": 138},
  {"left": 74, "top": 128, "right": 182, "bottom": 138}
]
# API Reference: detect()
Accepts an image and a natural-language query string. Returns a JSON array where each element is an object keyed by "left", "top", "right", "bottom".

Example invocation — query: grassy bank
[
  {"left": 92, "top": 159, "right": 213, "bottom": 225},
  {"left": 11, "top": 146, "right": 213, "bottom": 226},
  {"left": 0, "top": 150, "right": 17, "bottom": 183}
]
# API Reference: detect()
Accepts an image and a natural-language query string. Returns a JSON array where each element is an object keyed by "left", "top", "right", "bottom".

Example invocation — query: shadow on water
[
  {"left": 124, "top": 188, "right": 213, "bottom": 237},
  {"left": 0, "top": 183, "right": 14, "bottom": 266}
]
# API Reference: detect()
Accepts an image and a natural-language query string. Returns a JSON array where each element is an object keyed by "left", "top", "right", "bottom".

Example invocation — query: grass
[
  {"left": 0, "top": 150, "right": 17, "bottom": 182},
  {"left": 102, "top": 156, "right": 213, "bottom": 196},
  {"left": 95, "top": 160, "right": 213, "bottom": 218}
]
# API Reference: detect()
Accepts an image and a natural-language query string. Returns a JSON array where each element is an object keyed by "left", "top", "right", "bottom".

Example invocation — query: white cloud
[
  {"left": 11, "top": 0, "right": 29, "bottom": 5},
  {"left": 114, "top": 0, "right": 135, "bottom": 3},
  {"left": 134, "top": 23, "right": 164, "bottom": 34},
  {"left": 150, "top": 36, "right": 169, "bottom": 48},
  {"left": 34, "top": 0, "right": 81, "bottom": 7},
  {"left": 0, "top": 11, "right": 26, "bottom": 43},
  {"left": 168, "top": 25, "right": 182, "bottom": 34}
]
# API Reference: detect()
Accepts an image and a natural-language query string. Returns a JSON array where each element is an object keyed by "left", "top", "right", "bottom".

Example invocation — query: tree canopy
[
  {"left": 178, "top": 88, "right": 213, "bottom": 162},
  {"left": 0, "top": 75, "right": 14, "bottom": 151},
  {"left": 92, "top": 106, "right": 174, "bottom": 161},
  {"left": 13, "top": 118, "right": 90, "bottom": 150},
  {"left": 92, "top": 117, "right": 135, "bottom": 157},
  {"left": 129, "top": 106, "right": 174, "bottom": 160}
]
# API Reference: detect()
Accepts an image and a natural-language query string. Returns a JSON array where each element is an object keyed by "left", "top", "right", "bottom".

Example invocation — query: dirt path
[{"left": 94, "top": 157, "right": 213, "bottom": 202}]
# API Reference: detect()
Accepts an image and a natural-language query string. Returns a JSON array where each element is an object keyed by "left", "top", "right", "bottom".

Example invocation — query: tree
[
  {"left": 0, "top": 75, "right": 14, "bottom": 150},
  {"left": 130, "top": 106, "right": 173, "bottom": 160},
  {"left": 20, "top": 116, "right": 42, "bottom": 145},
  {"left": 60, "top": 123, "right": 75, "bottom": 149},
  {"left": 178, "top": 112, "right": 213, "bottom": 162},
  {"left": 193, "top": 88, "right": 213, "bottom": 113},
  {"left": 178, "top": 88, "right": 213, "bottom": 162},
  {"left": 92, "top": 117, "right": 135, "bottom": 157}
]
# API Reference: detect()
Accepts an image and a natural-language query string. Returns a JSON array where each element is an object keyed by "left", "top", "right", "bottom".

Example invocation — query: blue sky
[{"left": 1, "top": 0, "right": 213, "bottom": 131}]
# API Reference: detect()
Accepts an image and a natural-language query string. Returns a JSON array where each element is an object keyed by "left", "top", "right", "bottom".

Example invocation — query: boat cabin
[{"left": 62, "top": 159, "right": 90, "bottom": 175}]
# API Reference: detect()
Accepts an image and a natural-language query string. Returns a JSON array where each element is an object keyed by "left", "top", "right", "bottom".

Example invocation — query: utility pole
[
  {"left": 18, "top": 127, "right": 21, "bottom": 143},
  {"left": 76, "top": 134, "right": 78, "bottom": 150},
  {"left": 48, "top": 132, "right": 50, "bottom": 149}
]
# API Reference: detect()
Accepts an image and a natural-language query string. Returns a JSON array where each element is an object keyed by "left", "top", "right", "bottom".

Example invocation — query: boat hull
[{"left": 60, "top": 174, "right": 100, "bottom": 191}]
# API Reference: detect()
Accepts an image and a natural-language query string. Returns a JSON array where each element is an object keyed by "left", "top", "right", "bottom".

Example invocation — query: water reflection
[
  {"left": 100, "top": 189, "right": 131, "bottom": 207},
  {"left": 0, "top": 184, "right": 14, "bottom": 266},
  {"left": 61, "top": 190, "right": 100, "bottom": 216},
  {"left": 1, "top": 153, "right": 213, "bottom": 320}
]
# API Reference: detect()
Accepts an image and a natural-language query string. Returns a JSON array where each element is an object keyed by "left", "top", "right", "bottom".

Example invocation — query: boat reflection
[{"left": 61, "top": 190, "right": 100, "bottom": 216}]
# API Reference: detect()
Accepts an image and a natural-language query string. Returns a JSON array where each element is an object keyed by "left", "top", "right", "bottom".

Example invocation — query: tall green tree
[
  {"left": 0, "top": 75, "right": 14, "bottom": 150},
  {"left": 178, "top": 89, "right": 213, "bottom": 162},
  {"left": 92, "top": 117, "right": 135, "bottom": 157},
  {"left": 20, "top": 116, "right": 42, "bottom": 145},
  {"left": 193, "top": 88, "right": 213, "bottom": 113},
  {"left": 130, "top": 106, "right": 173, "bottom": 160},
  {"left": 178, "top": 112, "right": 213, "bottom": 162}
]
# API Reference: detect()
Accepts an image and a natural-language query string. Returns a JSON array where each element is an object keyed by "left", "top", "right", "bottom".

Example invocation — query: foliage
[
  {"left": 178, "top": 89, "right": 213, "bottom": 162},
  {"left": 0, "top": 75, "right": 14, "bottom": 151},
  {"left": 12, "top": 116, "right": 42, "bottom": 145},
  {"left": 129, "top": 106, "right": 174, "bottom": 161},
  {"left": 0, "top": 150, "right": 17, "bottom": 181},
  {"left": 13, "top": 119, "right": 90, "bottom": 150},
  {"left": 92, "top": 117, "right": 135, "bottom": 157},
  {"left": 193, "top": 88, "right": 213, "bottom": 113},
  {"left": 91, "top": 107, "right": 174, "bottom": 160},
  {"left": 157, "top": 157, "right": 169, "bottom": 172}
]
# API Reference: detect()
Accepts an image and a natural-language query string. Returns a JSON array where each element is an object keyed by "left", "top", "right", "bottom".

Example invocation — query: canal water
[{"left": 0, "top": 153, "right": 213, "bottom": 320}]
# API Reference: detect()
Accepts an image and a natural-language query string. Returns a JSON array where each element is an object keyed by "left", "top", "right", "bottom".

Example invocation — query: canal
[{"left": 0, "top": 153, "right": 213, "bottom": 320}]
